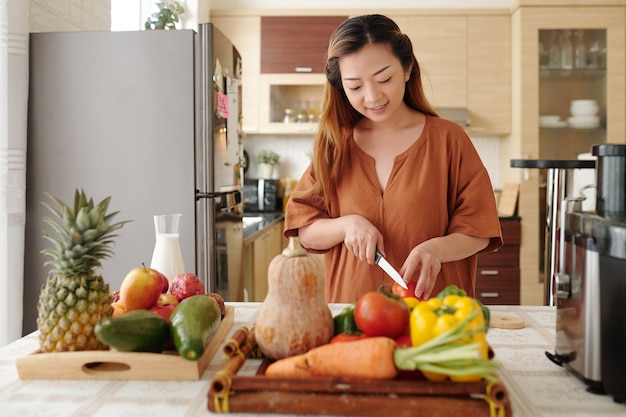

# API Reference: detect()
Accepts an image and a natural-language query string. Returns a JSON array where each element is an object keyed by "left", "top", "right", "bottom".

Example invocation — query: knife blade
[{"left": 375, "top": 249, "right": 408, "bottom": 290}]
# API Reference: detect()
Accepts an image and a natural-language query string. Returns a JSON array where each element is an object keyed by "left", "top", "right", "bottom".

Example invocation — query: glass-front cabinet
[
  {"left": 538, "top": 29, "right": 607, "bottom": 160},
  {"left": 509, "top": 4, "right": 626, "bottom": 305},
  {"left": 258, "top": 73, "right": 325, "bottom": 134}
]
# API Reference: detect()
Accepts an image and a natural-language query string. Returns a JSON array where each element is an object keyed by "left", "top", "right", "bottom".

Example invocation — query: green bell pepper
[{"left": 333, "top": 302, "right": 361, "bottom": 335}]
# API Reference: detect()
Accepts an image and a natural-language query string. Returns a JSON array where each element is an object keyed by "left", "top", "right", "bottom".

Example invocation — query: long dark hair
[{"left": 302, "top": 14, "right": 437, "bottom": 210}]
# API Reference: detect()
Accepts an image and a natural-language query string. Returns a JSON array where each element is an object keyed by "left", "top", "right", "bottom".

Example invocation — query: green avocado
[
  {"left": 169, "top": 295, "right": 222, "bottom": 361},
  {"left": 94, "top": 309, "right": 169, "bottom": 353}
]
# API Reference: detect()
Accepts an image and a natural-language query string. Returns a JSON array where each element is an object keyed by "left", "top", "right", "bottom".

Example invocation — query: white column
[{"left": 0, "top": 0, "right": 28, "bottom": 347}]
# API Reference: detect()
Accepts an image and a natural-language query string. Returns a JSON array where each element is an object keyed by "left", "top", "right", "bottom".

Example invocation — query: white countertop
[{"left": 0, "top": 303, "right": 624, "bottom": 417}]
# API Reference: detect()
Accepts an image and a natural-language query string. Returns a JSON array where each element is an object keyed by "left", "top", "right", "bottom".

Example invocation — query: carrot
[
  {"left": 264, "top": 352, "right": 312, "bottom": 378},
  {"left": 265, "top": 337, "right": 398, "bottom": 380}
]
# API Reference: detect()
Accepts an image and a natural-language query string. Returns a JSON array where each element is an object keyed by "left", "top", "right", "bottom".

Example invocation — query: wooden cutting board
[{"left": 497, "top": 183, "right": 519, "bottom": 218}]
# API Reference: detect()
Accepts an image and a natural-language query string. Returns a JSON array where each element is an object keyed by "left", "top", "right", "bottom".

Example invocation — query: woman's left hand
[
  {"left": 399, "top": 246, "right": 441, "bottom": 300},
  {"left": 399, "top": 233, "right": 489, "bottom": 300}
]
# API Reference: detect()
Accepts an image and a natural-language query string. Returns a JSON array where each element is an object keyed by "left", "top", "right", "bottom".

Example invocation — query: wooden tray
[
  {"left": 16, "top": 305, "right": 234, "bottom": 381},
  {"left": 207, "top": 329, "right": 512, "bottom": 417}
]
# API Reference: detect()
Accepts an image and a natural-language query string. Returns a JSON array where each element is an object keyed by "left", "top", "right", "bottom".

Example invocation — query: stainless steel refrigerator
[{"left": 24, "top": 24, "right": 245, "bottom": 334}]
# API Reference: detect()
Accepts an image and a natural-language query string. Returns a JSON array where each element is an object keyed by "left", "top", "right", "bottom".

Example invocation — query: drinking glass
[{"left": 574, "top": 30, "right": 586, "bottom": 69}]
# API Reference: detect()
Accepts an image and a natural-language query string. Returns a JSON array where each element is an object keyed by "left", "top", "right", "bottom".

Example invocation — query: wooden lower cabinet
[
  {"left": 244, "top": 221, "right": 285, "bottom": 302},
  {"left": 475, "top": 219, "right": 521, "bottom": 305}
]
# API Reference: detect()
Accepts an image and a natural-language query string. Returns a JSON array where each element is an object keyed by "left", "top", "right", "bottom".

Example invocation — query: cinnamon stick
[
  {"left": 227, "top": 375, "right": 494, "bottom": 396},
  {"left": 222, "top": 326, "right": 249, "bottom": 356},
  {"left": 208, "top": 390, "right": 512, "bottom": 417},
  {"left": 210, "top": 331, "right": 257, "bottom": 396}
]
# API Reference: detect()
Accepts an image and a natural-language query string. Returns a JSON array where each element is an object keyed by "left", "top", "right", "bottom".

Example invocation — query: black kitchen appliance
[
  {"left": 243, "top": 178, "right": 278, "bottom": 213},
  {"left": 549, "top": 144, "right": 626, "bottom": 403}
]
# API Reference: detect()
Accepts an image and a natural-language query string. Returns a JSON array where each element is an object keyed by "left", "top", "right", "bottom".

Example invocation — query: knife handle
[{"left": 374, "top": 249, "right": 382, "bottom": 263}]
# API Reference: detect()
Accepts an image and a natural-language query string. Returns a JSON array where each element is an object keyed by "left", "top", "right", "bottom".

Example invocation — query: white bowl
[
  {"left": 570, "top": 107, "right": 599, "bottom": 117},
  {"left": 571, "top": 99, "right": 597, "bottom": 107},
  {"left": 570, "top": 100, "right": 599, "bottom": 116}
]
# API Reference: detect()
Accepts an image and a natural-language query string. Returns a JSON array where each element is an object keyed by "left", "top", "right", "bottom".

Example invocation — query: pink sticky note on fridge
[{"left": 217, "top": 91, "right": 229, "bottom": 118}]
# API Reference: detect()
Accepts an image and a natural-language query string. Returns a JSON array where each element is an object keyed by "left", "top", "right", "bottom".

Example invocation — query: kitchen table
[{"left": 0, "top": 303, "right": 624, "bottom": 417}]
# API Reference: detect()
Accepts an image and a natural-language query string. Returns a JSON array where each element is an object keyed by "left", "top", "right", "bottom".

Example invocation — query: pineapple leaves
[{"left": 41, "top": 188, "right": 130, "bottom": 278}]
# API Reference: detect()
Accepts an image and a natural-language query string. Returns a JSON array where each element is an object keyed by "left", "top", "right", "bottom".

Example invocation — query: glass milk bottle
[{"left": 150, "top": 214, "right": 185, "bottom": 282}]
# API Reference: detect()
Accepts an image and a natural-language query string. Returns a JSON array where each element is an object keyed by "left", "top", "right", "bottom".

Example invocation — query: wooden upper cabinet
[
  {"left": 405, "top": 16, "right": 468, "bottom": 108},
  {"left": 393, "top": 13, "right": 511, "bottom": 135},
  {"left": 468, "top": 15, "right": 511, "bottom": 135},
  {"left": 261, "top": 16, "right": 348, "bottom": 73}
]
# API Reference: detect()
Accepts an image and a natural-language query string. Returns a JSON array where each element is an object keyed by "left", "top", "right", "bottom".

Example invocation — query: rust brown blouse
[{"left": 285, "top": 115, "right": 503, "bottom": 303}]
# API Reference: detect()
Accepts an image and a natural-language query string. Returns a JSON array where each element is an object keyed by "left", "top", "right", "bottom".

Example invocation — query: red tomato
[
  {"left": 391, "top": 280, "right": 417, "bottom": 298},
  {"left": 330, "top": 332, "right": 369, "bottom": 344},
  {"left": 394, "top": 333, "right": 413, "bottom": 347},
  {"left": 354, "top": 290, "right": 410, "bottom": 339}
]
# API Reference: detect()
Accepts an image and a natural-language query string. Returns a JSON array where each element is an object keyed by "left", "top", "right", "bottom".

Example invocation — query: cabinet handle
[
  {"left": 480, "top": 292, "right": 500, "bottom": 298},
  {"left": 295, "top": 67, "right": 313, "bottom": 73},
  {"left": 480, "top": 270, "right": 500, "bottom": 276}
]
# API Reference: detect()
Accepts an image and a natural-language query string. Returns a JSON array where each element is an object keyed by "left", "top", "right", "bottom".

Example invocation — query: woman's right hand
[{"left": 341, "top": 214, "right": 384, "bottom": 265}]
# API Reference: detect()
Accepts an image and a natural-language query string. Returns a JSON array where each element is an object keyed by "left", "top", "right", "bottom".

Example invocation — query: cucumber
[
  {"left": 94, "top": 310, "right": 169, "bottom": 353},
  {"left": 170, "top": 294, "right": 222, "bottom": 361}
]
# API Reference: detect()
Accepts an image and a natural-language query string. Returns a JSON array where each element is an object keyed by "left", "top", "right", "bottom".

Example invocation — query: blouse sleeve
[
  {"left": 446, "top": 131, "right": 503, "bottom": 254},
  {"left": 283, "top": 165, "right": 330, "bottom": 243}
]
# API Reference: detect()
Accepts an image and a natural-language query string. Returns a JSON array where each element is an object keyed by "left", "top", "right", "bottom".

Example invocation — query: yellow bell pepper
[
  {"left": 403, "top": 296, "right": 420, "bottom": 311},
  {"left": 408, "top": 292, "right": 489, "bottom": 383}
]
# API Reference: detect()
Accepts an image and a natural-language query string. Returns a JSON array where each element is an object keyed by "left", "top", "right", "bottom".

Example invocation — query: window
[{"left": 111, "top": 0, "right": 152, "bottom": 31}]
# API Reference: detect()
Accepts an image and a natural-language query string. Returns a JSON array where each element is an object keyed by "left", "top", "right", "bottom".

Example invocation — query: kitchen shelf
[
  {"left": 539, "top": 126, "right": 605, "bottom": 132},
  {"left": 539, "top": 68, "right": 605, "bottom": 81}
]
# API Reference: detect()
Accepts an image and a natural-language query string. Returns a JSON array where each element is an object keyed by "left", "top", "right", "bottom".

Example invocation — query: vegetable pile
[{"left": 265, "top": 285, "right": 498, "bottom": 382}]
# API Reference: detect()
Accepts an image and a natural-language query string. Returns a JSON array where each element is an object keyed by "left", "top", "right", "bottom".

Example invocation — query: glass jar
[{"left": 283, "top": 108, "right": 294, "bottom": 124}]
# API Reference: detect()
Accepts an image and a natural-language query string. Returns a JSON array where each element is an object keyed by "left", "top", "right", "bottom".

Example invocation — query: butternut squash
[{"left": 254, "top": 237, "right": 334, "bottom": 360}]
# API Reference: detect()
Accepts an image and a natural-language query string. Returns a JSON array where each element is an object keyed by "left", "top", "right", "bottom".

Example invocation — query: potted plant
[
  {"left": 257, "top": 150, "right": 280, "bottom": 178},
  {"left": 144, "top": 1, "right": 185, "bottom": 30}
]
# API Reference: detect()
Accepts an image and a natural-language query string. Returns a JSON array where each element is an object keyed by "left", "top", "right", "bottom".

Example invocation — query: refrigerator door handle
[{"left": 196, "top": 189, "right": 242, "bottom": 210}]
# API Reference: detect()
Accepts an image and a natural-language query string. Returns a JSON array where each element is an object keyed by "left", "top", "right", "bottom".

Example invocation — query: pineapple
[{"left": 37, "top": 189, "right": 128, "bottom": 352}]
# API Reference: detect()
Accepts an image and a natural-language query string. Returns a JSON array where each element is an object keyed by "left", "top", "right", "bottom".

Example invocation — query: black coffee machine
[{"left": 550, "top": 144, "right": 626, "bottom": 403}]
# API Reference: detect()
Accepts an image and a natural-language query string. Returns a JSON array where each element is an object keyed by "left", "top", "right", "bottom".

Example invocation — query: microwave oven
[{"left": 243, "top": 178, "right": 278, "bottom": 212}]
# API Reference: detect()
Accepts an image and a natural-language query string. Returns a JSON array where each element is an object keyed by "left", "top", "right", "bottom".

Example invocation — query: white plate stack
[
  {"left": 568, "top": 99, "right": 600, "bottom": 129},
  {"left": 539, "top": 114, "right": 567, "bottom": 128}
]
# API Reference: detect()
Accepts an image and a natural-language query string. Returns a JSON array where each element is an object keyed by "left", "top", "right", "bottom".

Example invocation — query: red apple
[
  {"left": 119, "top": 264, "right": 163, "bottom": 311},
  {"left": 150, "top": 268, "right": 169, "bottom": 293},
  {"left": 170, "top": 272, "right": 205, "bottom": 301},
  {"left": 149, "top": 303, "right": 176, "bottom": 323}
]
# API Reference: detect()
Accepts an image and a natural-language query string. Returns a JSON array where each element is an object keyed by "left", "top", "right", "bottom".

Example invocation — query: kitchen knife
[{"left": 375, "top": 249, "right": 408, "bottom": 290}]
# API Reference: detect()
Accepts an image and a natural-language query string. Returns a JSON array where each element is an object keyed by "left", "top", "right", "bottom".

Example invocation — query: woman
[{"left": 284, "top": 14, "right": 502, "bottom": 302}]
